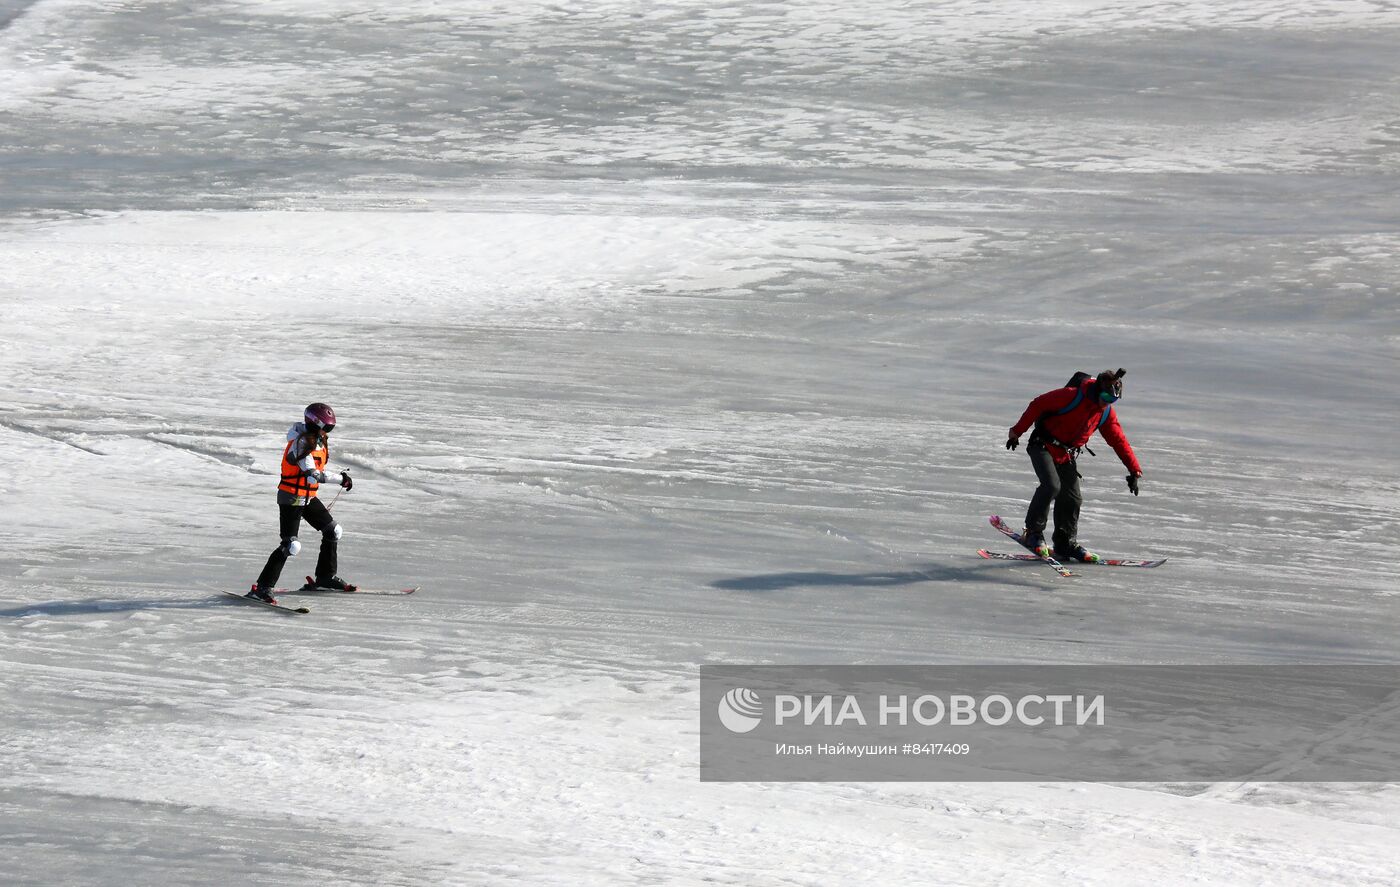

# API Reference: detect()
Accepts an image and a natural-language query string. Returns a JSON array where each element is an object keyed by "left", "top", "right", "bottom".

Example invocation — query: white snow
[{"left": 2, "top": 0, "right": 1399, "bottom": 884}]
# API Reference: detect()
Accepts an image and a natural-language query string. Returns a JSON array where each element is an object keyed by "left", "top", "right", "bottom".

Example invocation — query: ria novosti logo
[
  {"left": 718, "top": 687, "right": 763, "bottom": 733},
  {"left": 716, "top": 687, "right": 1106, "bottom": 734}
]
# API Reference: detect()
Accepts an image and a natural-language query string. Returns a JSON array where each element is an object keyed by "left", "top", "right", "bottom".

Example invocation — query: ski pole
[{"left": 326, "top": 469, "right": 350, "bottom": 511}]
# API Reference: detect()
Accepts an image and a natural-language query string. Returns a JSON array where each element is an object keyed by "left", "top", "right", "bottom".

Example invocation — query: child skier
[
  {"left": 1005, "top": 369, "right": 1143, "bottom": 562},
  {"left": 248, "top": 402, "right": 356, "bottom": 602}
]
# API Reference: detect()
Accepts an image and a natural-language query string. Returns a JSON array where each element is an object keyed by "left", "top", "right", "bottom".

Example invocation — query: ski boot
[
  {"left": 302, "top": 575, "right": 358, "bottom": 592},
  {"left": 1019, "top": 528, "right": 1052, "bottom": 558},
  {"left": 1054, "top": 542, "right": 1101, "bottom": 564},
  {"left": 246, "top": 584, "right": 278, "bottom": 604}
]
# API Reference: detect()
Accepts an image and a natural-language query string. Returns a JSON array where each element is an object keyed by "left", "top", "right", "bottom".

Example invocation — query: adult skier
[
  {"left": 247, "top": 403, "right": 356, "bottom": 603},
  {"left": 1005, "top": 369, "right": 1143, "bottom": 562}
]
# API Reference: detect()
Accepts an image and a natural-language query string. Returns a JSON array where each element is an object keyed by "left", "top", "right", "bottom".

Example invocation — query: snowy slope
[{"left": 2, "top": 1, "right": 1399, "bottom": 884}]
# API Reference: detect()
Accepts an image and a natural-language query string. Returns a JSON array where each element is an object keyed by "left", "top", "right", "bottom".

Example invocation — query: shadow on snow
[
  {"left": 711, "top": 561, "right": 1034, "bottom": 592},
  {"left": 0, "top": 598, "right": 221, "bottom": 617}
]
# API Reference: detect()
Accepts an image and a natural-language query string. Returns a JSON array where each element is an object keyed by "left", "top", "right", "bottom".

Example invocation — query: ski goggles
[{"left": 1098, "top": 389, "right": 1120, "bottom": 404}]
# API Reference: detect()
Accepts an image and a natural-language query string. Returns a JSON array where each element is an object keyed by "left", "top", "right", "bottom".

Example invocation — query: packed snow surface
[{"left": 2, "top": 0, "right": 1399, "bottom": 884}]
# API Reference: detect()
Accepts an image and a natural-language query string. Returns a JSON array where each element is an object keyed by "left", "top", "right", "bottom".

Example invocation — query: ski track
[{"left": 2, "top": 0, "right": 1400, "bottom": 884}]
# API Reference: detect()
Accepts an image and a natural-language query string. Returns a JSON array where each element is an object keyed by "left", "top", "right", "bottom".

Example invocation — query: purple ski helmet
[{"left": 304, "top": 402, "right": 336, "bottom": 433}]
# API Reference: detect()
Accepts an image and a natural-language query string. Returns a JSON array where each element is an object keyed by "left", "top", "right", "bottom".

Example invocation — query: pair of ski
[
  {"left": 221, "top": 577, "right": 419, "bottom": 615},
  {"left": 979, "top": 515, "right": 1165, "bottom": 577}
]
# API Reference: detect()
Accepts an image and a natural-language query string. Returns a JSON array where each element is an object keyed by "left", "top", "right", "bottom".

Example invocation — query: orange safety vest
[{"left": 278, "top": 435, "right": 329, "bottom": 499}]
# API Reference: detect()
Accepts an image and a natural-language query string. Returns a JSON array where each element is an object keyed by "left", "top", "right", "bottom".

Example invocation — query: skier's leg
[
  {"left": 1051, "top": 460, "right": 1083, "bottom": 552},
  {"left": 303, "top": 496, "right": 338, "bottom": 582},
  {"left": 1024, "top": 442, "right": 1060, "bottom": 536},
  {"left": 255, "top": 504, "right": 305, "bottom": 589}
]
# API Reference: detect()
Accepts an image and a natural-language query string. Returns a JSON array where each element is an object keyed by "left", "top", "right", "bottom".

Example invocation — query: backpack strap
[
  {"left": 1054, "top": 384, "right": 1113, "bottom": 425},
  {"left": 1053, "top": 386, "right": 1086, "bottom": 416}
]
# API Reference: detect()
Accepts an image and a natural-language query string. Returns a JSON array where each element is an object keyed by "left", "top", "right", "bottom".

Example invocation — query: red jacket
[{"left": 1011, "top": 381, "right": 1142, "bottom": 474}]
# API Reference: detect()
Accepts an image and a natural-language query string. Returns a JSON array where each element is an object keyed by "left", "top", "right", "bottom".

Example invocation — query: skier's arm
[
  {"left": 1009, "top": 388, "right": 1077, "bottom": 439},
  {"left": 289, "top": 437, "right": 336, "bottom": 485},
  {"left": 295, "top": 452, "right": 333, "bottom": 484},
  {"left": 1099, "top": 411, "right": 1142, "bottom": 476},
  {"left": 294, "top": 445, "right": 352, "bottom": 489}
]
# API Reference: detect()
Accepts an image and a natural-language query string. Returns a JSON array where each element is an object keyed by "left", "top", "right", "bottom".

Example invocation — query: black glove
[
  {"left": 340, "top": 470, "right": 353, "bottom": 491},
  {"left": 1126, "top": 474, "right": 1140, "bottom": 496},
  {"left": 1005, "top": 435, "right": 1020, "bottom": 451}
]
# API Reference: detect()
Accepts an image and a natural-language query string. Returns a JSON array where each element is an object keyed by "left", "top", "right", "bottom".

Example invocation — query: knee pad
[
  {"left": 325, "top": 523, "right": 342, "bottom": 541},
  {"left": 281, "top": 537, "right": 302, "bottom": 557}
]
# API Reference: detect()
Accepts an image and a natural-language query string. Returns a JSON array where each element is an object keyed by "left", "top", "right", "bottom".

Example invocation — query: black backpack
[
  {"left": 1055, "top": 371, "right": 1120, "bottom": 422},
  {"left": 1032, "top": 371, "right": 1114, "bottom": 452}
]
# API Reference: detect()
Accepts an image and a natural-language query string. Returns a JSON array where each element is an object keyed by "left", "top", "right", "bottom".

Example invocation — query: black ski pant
[
  {"left": 1024, "top": 441, "right": 1082, "bottom": 550},
  {"left": 256, "top": 496, "right": 337, "bottom": 589}
]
